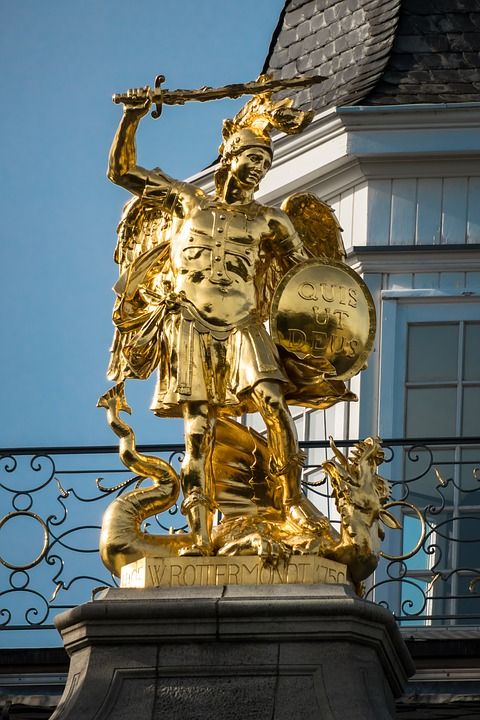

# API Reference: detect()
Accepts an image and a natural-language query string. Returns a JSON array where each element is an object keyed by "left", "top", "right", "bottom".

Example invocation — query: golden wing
[
  {"left": 281, "top": 192, "right": 346, "bottom": 261},
  {"left": 107, "top": 196, "right": 171, "bottom": 382},
  {"left": 275, "top": 193, "right": 356, "bottom": 410},
  {"left": 256, "top": 248, "right": 292, "bottom": 322},
  {"left": 257, "top": 193, "right": 345, "bottom": 320}
]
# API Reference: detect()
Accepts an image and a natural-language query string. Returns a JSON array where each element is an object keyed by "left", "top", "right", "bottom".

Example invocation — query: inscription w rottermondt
[
  {"left": 147, "top": 560, "right": 316, "bottom": 586},
  {"left": 121, "top": 556, "right": 348, "bottom": 588}
]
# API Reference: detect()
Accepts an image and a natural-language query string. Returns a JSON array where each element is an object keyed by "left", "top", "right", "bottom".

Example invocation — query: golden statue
[{"left": 99, "top": 75, "right": 391, "bottom": 588}]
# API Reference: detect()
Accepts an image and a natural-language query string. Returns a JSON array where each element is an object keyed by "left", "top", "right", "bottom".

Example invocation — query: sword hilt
[
  {"left": 112, "top": 81, "right": 163, "bottom": 119},
  {"left": 151, "top": 75, "right": 165, "bottom": 119}
]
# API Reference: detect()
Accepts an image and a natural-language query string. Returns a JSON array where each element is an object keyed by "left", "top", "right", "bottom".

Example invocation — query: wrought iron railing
[{"left": 1, "top": 437, "right": 479, "bottom": 646}]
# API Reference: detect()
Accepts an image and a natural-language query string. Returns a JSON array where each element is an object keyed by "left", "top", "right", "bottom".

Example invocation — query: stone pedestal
[{"left": 50, "top": 584, "right": 414, "bottom": 720}]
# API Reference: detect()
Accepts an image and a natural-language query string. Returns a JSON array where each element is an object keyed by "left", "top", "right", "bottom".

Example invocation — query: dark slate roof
[
  {"left": 264, "top": 0, "right": 480, "bottom": 109},
  {"left": 364, "top": 0, "right": 480, "bottom": 104}
]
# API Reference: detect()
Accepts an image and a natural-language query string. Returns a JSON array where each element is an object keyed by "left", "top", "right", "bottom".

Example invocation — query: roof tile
[
  {"left": 265, "top": 0, "right": 480, "bottom": 108},
  {"left": 288, "top": 41, "right": 307, "bottom": 60},
  {"left": 297, "top": 18, "right": 313, "bottom": 40}
]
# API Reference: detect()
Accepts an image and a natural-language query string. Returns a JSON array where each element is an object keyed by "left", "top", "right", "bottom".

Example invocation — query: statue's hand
[{"left": 122, "top": 86, "right": 152, "bottom": 117}]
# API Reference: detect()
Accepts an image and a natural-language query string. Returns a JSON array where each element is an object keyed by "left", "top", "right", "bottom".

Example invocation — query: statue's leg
[
  {"left": 179, "top": 401, "right": 215, "bottom": 556},
  {"left": 250, "top": 381, "right": 329, "bottom": 534}
]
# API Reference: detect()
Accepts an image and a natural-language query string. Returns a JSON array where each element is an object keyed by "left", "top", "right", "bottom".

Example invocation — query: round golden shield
[{"left": 270, "top": 259, "right": 376, "bottom": 381}]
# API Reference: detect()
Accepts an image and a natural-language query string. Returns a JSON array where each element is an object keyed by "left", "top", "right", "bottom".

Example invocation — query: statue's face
[{"left": 229, "top": 147, "right": 272, "bottom": 189}]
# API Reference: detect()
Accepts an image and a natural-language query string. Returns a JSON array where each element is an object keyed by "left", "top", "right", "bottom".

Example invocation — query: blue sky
[{"left": 0, "top": 0, "right": 285, "bottom": 447}]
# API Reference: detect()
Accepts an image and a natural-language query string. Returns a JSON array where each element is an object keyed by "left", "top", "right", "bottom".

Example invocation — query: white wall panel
[
  {"left": 331, "top": 400, "right": 349, "bottom": 444},
  {"left": 319, "top": 176, "right": 478, "bottom": 251},
  {"left": 359, "top": 175, "right": 480, "bottom": 248},
  {"left": 467, "top": 177, "right": 480, "bottom": 244},
  {"left": 367, "top": 179, "right": 392, "bottom": 245},
  {"left": 306, "top": 409, "right": 328, "bottom": 468},
  {"left": 413, "top": 272, "right": 439, "bottom": 289},
  {"left": 381, "top": 272, "right": 477, "bottom": 293},
  {"left": 387, "top": 273, "right": 414, "bottom": 290},
  {"left": 390, "top": 178, "right": 417, "bottom": 245},
  {"left": 439, "top": 272, "right": 466, "bottom": 291},
  {"left": 466, "top": 271, "right": 480, "bottom": 291},
  {"left": 328, "top": 195, "right": 340, "bottom": 220},
  {"left": 348, "top": 375, "right": 360, "bottom": 439},
  {"left": 416, "top": 178, "right": 442, "bottom": 245},
  {"left": 338, "top": 189, "right": 354, "bottom": 249},
  {"left": 351, "top": 182, "right": 368, "bottom": 247},
  {"left": 441, "top": 178, "right": 468, "bottom": 244},
  {"left": 359, "top": 273, "right": 383, "bottom": 438},
  {"left": 325, "top": 185, "right": 368, "bottom": 250}
]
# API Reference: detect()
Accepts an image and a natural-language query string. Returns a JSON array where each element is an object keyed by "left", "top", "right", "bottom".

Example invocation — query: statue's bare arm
[
  {"left": 266, "top": 208, "right": 308, "bottom": 264},
  {"left": 107, "top": 88, "right": 172, "bottom": 197}
]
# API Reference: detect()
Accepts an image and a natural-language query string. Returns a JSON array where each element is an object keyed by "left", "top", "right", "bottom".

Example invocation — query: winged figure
[{"left": 102, "top": 84, "right": 370, "bottom": 563}]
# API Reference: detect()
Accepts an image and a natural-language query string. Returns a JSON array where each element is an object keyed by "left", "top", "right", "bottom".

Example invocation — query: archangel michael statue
[{"left": 98, "top": 75, "right": 397, "bottom": 586}]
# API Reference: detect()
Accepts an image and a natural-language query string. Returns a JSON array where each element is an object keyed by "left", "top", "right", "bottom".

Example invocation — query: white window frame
[{"left": 375, "top": 292, "right": 480, "bottom": 624}]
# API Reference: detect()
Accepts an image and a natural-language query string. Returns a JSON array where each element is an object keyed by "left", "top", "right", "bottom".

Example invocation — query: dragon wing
[
  {"left": 107, "top": 191, "right": 172, "bottom": 382},
  {"left": 281, "top": 192, "right": 346, "bottom": 261}
]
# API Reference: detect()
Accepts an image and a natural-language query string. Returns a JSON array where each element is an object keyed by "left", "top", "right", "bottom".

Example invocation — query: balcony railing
[{"left": 1, "top": 437, "right": 479, "bottom": 646}]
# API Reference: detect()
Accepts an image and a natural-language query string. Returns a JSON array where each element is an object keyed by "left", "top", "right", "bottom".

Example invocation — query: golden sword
[{"left": 113, "top": 73, "right": 326, "bottom": 118}]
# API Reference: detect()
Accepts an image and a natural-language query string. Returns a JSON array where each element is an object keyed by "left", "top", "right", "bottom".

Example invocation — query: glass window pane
[
  {"left": 406, "top": 387, "right": 457, "bottom": 437},
  {"left": 456, "top": 513, "right": 480, "bottom": 622},
  {"left": 427, "top": 511, "right": 456, "bottom": 569},
  {"left": 455, "top": 574, "right": 480, "bottom": 625},
  {"left": 464, "top": 323, "right": 480, "bottom": 380},
  {"left": 404, "top": 448, "right": 455, "bottom": 506},
  {"left": 462, "top": 386, "right": 480, "bottom": 435},
  {"left": 407, "top": 324, "right": 459, "bottom": 382},
  {"left": 459, "top": 447, "right": 480, "bottom": 506},
  {"left": 403, "top": 515, "right": 427, "bottom": 569},
  {"left": 457, "top": 513, "right": 480, "bottom": 565}
]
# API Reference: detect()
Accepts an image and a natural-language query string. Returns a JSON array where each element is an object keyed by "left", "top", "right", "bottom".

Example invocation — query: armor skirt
[{"left": 151, "top": 309, "right": 289, "bottom": 417}]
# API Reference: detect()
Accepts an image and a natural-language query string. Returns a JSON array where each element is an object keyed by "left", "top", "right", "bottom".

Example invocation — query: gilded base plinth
[
  {"left": 51, "top": 584, "right": 414, "bottom": 720},
  {"left": 121, "top": 555, "right": 349, "bottom": 588}
]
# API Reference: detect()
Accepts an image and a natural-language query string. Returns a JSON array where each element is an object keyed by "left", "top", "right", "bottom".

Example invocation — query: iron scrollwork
[
  {"left": 1, "top": 437, "right": 479, "bottom": 640},
  {"left": 0, "top": 446, "right": 184, "bottom": 636},
  {"left": 363, "top": 439, "right": 480, "bottom": 624}
]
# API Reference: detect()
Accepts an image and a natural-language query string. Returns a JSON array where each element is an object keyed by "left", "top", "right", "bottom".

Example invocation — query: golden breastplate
[
  {"left": 172, "top": 205, "right": 260, "bottom": 286},
  {"left": 170, "top": 205, "right": 263, "bottom": 327}
]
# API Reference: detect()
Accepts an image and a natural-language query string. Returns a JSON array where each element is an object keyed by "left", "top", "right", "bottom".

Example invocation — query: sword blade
[{"left": 112, "top": 74, "right": 326, "bottom": 107}]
